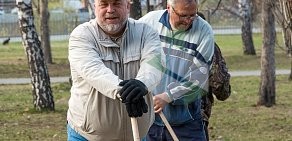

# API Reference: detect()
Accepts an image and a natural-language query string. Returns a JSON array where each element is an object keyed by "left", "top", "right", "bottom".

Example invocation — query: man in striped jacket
[{"left": 140, "top": 0, "right": 214, "bottom": 140}]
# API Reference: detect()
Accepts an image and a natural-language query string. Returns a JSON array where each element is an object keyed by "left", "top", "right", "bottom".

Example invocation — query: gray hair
[{"left": 167, "top": 0, "right": 199, "bottom": 6}]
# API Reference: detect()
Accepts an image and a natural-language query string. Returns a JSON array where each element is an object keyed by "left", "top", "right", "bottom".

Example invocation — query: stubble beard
[
  {"left": 173, "top": 22, "right": 191, "bottom": 31},
  {"left": 101, "top": 24, "right": 122, "bottom": 34},
  {"left": 98, "top": 17, "right": 127, "bottom": 35}
]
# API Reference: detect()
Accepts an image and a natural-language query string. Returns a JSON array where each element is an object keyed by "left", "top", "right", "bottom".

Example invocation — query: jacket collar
[{"left": 159, "top": 10, "right": 172, "bottom": 30}]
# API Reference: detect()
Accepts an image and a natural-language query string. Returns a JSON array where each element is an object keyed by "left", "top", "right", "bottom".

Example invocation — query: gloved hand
[
  {"left": 119, "top": 79, "right": 148, "bottom": 103},
  {"left": 125, "top": 98, "right": 148, "bottom": 117}
]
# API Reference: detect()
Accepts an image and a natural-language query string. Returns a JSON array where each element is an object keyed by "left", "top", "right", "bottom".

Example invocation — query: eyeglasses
[{"left": 171, "top": 6, "right": 197, "bottom": 20}]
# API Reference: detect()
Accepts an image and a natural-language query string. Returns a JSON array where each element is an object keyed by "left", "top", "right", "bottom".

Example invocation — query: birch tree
[
  {"left": 238, "top": 0, "right": 256, "bottom": 55},
  {"left": 17, "top": 0, "right": 54, "bottom": 111},
  {"left": 221, "top": 0, "right": 256, "bottom": 55}
]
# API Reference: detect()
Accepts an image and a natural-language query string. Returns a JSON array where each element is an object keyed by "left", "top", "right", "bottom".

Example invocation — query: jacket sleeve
[
  {"left": 166, "top": 26, "right": 215, "bottom": 105},
  {"left": 68, "top": 25, "right": 121, "bottom": 99},
  {"left": 135, "top": 25, "right": 165, "bottom": 92}
]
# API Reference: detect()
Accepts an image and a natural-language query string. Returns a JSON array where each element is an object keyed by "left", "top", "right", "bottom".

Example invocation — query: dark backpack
[
  {"left": 201, "top": 43, "right": 231, "bottom": 121},
  {"left": 209, "top": 43, "right": 231, "bottom": 101}
]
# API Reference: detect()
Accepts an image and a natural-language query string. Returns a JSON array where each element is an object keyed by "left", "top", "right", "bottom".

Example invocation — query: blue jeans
[
  {"left": 67, "top": 124, "right": 87, "bottom": 141},
  {"left": 144, "top": 119, "right": 206, "bottom": 141}
]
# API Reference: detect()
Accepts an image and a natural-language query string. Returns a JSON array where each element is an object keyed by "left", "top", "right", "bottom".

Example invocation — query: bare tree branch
[
  {"left": 211, "top": 0, "right": 222, "bottom": 15},
  {"left": 222, "top": 5, "right": 242, "bottom": 19}
]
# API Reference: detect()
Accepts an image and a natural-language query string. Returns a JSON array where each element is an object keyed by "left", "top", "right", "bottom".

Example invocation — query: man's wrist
[{"left": 161, "top": 92, "right": 172, "bottom": 103}]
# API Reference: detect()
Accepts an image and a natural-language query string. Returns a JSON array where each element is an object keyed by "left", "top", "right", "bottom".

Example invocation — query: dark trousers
[
  {"left": 203, "top": 121, "right": 209, "bottom": 141},
  {"left": 145, "top": 119, "right": 207, "bottom": 141}
]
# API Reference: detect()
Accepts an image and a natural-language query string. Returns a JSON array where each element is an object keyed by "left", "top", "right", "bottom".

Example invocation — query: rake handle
[
  {"left": 117, "top": 94, "right": 140, "bottom": 141},
  {"left": 159, "top": 112, "right": 179, "bottom": 141},
  {"left": 131, "top": 117, "right": 140, "bottom": 141}
]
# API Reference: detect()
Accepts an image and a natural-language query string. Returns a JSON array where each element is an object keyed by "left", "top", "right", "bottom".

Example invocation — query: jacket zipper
[{"left": 118, "top": 42, "right": 127, "bottom": 140}]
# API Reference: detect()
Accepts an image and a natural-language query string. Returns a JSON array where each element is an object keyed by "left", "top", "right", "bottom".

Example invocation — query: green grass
[
  {"left": 209, "top": 75, "right": 292, "bottom": 141},
  {"left": 0, "top": 76, "right": 291, "bottom": 140},
  {"left": 215, "top": 33, "right": 291, "bottom": 71},
  {"left": 0, "top": 33, "right": 290, "bottom": 78},
  {"left": 0, "top": 41, "right": 70, "bottom": 78},
  {"left": 0, "top": 83, "right": 70, "bottom": 140},
  {"left": 0, "top": 34, "right": 291, "bottom": 140}
]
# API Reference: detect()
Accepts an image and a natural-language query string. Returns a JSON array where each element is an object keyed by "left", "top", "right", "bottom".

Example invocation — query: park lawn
[
  {"left": 209, "top": 75, "right": 292, "bottom": 141},
  {"left": 0, "top": 75, "right": 291, "bottom": 140},
  {"left": 0, "top": 33, "right": 291, "bottom": 78},
  {"left": 0, "top": 82, "right": 70, "bottom": 140},
  {"left": 215, "top": 33, "right": 290, "bottom": 71},
  {"left": 0, "top": 41, "right": 70, "bottom": 78}
]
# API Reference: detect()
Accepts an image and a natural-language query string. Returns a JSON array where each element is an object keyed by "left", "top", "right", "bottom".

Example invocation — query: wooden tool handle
[
  {"left": 131, "top": 117, "right": 140, "bottom": 141},
  {"left": 159, "top": 112, "right": 179, "bottom": 141}
]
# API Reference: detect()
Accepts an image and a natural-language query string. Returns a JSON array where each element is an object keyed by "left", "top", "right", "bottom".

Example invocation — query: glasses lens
[{"left": 172, "top": 6, "right": 196, "bottom": 20}]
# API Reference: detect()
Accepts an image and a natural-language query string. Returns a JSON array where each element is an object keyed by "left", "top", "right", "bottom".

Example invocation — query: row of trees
[
  {"left": 209, "top": 0, "right": 291, "bottom": 106},
  {"left": 16, "top": 0, "right": 292, "bottom": 110}
]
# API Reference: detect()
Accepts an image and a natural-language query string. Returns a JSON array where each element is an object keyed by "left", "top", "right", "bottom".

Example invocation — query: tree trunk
[
  {"left": 258, "top": 0, "right": 276, "bottom": 107},
  {"left": 40, "top": 0, "right": 52, "bottom": 64},
  {"left": 147, "top": 0, "right": 154, "bottom": 12},
  {"left": 281, "top": 0, "right": 292, "bottom": 80},
  {"left": 130, "top": 0, "right": 142, "bottom": 19},
  {"left": 82, "top": 0, "right": 95, "bottom": 19},
  {"left": 275, "top": 0, "right": 292, "bottom": 80},
  {"left": 81, "top": 0, "right": 88, "bottom": 8},
  {"left": 239, "top": 0, "right": 256, "bottom": 55},
  {"left": 280, "top": 18, "right": 292, "bottom": 57},
  {"left": 161, "top": 0, "right": 167, "bottom": 9},
  {"left": 289, "top": 31, "right": 292, "bottom": 80},
  {"left": 87, "top": 0, "right": 95, "bottom": 19},
  {"left": 290, "top": 58, "right": 292, "bottom": 80},
  {"left": 17, "top": 0, "right": 54, "bottom": 111},
  {"left": 279, "top": 0, "right": 292, "bottom": 54}
]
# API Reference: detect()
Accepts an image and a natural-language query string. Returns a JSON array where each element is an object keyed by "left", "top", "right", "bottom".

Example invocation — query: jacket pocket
[
  {"left": 123, "top": 54, "right": 141, "bottom": 64},
  {"left": 99, "top": 51, "right": 120, "bottom": 63},
  {"left": 82, "top": 90, "right": 123, "bottom": 137}
]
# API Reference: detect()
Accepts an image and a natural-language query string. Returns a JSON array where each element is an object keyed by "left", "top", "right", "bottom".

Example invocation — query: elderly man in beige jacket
[{"left": 66, "top": 0, "right": 164, "bottom": 140}]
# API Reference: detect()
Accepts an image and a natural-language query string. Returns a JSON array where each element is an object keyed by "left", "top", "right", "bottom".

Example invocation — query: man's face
[
  {"left": 95, "top": 0, "right": 130, "bottom": 36},
  {"left": 167, "top": 2, "right": 197, "bottom": 31}
]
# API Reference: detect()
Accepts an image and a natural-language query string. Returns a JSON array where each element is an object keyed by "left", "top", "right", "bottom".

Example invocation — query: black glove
[
  {"left": 119, "top": 79, "right": 148, "bottom": 103},
  {"left": 125, "top": 98, "right": 148, "bottom": 117}
]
